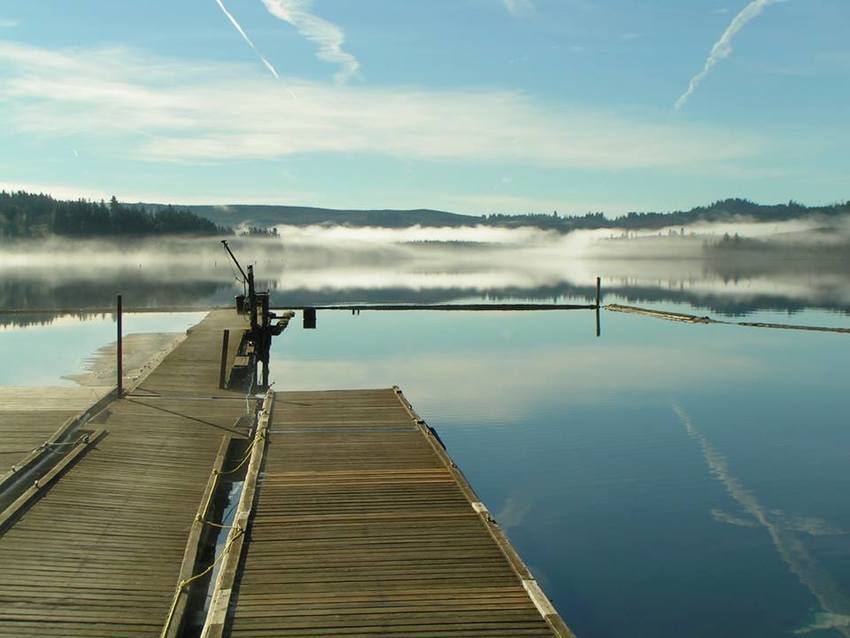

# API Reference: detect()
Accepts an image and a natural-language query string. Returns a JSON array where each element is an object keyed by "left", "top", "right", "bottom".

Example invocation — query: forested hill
[
  {"left": 185, "top": 198, "right": 849, "bottom": 231},
  {"left": 3, "top": 191, "right": 848, "bottom": 239},
  {"left": 184, "top": 204, "right": 473, "bottom": 229},
  {"left": 0, "top": 191, "right": 227, "bottom": 240}
]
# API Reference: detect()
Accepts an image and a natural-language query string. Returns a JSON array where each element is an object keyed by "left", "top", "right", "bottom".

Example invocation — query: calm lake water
[{"left": 1, "top": 294, "right": 848, "bottom": 637}]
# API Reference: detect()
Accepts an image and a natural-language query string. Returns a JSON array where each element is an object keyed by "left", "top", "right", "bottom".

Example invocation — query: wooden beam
[
  {"left": 200, "top": 391, "right": 274, "bottom": 638},
  {"left": 0, "top": 429, "right": 107, "bottom": 534},
  {"left": 161, "top": 434, "right": 233, "bottom": 638}
]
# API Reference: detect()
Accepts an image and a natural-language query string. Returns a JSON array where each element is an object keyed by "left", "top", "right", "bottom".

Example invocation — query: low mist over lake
[{"left": 2, "top": 213, "right": 850, "bottom": 320}]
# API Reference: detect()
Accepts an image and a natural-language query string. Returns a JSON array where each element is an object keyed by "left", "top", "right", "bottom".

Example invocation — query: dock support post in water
[
  {"left": 596, "top": 276, "right": 602, "bottom": 308},
  {"left": 116, "top": 294, "right": 123, "bottom": 397},
  {"left": 218, "top": 329, "right": 230, "bottom": 389}
]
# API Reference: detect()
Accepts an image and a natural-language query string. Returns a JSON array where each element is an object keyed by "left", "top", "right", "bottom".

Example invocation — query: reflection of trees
[
  {"left": 2, "top": 275, "right": 850, "bottom": 326},
  {"left": 0, "top": 275, "right": 225, "bottom": 313},
  {"left": 0, "top": 312, "right": 109, "bottom": 329},
  {"left": 267, "top": 284, "right": 850, "bottom": 316},
  {"left": 2, "top": 249, "right": 850, "bottom": 325}
]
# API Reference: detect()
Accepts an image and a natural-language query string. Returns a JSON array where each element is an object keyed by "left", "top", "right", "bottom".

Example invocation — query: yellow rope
[
  {"left": 159, "top": 402, "right": 270, "bottom": 637},
  {"left": 215, "top": 432, "right": 265, "bottom": 476},
  {"left": 32, "top": 433, "right": 90, "bottom": 455},
  {"left": 159, "top": 527, "right": 244, "bottom": 638},
  {"left": 194, "top": 515, "right": 240, "bottom": 530}
]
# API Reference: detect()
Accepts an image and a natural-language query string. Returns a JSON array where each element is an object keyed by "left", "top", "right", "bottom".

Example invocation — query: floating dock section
[{"left": 207, "top": 388, "right": 573, "bottom": 637}]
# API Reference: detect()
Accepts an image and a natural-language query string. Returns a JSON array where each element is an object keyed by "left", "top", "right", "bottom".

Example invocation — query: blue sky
[{"left": 0, "top": 0, "right": 847, "bottom": 215}]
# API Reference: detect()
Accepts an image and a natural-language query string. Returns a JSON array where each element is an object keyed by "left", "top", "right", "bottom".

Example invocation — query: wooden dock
[
  {"left": 208, "top": 388, "right": 573, "bottom": 637},
  {"left": 0, "top": 310, "right": 252, "bottom": 637},
  {"left": 0, "top": 310, "right": 573, "bottom": 637}
]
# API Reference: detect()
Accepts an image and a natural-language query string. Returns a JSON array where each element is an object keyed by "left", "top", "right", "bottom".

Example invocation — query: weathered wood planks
[
  {"left": 0, "top": 310, "right": 253, "bottom": 638},
  {"left": 0, "top": 387, "right": 111, "bottom": 476},
  {"left": 222, "top": 388, "right": 574, "bottom": 638}
]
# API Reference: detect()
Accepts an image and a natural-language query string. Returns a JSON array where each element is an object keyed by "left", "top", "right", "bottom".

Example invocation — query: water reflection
[
  {"left": 1, "top": 235, "right": 849, "bottom": 322},
  {"left": 675, "top": 404, "right": 850, "bottom": 637},
  {"left": 268, "top": 310, "right": 850, "bottom": 638}
]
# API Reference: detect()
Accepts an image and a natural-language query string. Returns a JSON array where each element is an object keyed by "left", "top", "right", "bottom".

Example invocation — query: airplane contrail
[
  {"left": 675, "top": 0, "right": 782, "bottom": 110},
  {"left": 674, "top": 402, "right": 850, "bottom": 636},
  {"left": 214, "top": 0, "right": 280, "bottom": 79}
]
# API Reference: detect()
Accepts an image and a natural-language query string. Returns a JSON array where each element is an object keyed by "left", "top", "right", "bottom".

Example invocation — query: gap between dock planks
[
  {"left": 214, "top": 387, "right": 575, "bottom": 638},
  {"left": 0, "top": 310, "right": 257, "bottom": 638}
]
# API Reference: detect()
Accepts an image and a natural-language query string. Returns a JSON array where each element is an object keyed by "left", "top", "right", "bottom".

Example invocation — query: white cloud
[
  {"left": 504, "top": 0, "right": 534, "bottom": 17},
  {"left": 261, "top": 0, "right": 359, "bottom": 83},
  {"left": 0, "top": 40, "right": 762, "bottom": 169},
  {"left": 0, "top": 18, "right": 19, "bottom": 28},
  {"left": 676, "top": 0, "right": 783, "bottom": 110}
]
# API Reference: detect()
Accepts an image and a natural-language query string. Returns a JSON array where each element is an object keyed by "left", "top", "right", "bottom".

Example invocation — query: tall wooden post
[
  {"left": 247, "top": 265, "right": 257, "bottom": 334},
  {"left": 595, "top": 277, "right": 602, "bottom": 308},
  {"left": 246, "top": 265, "right": 258, "bottom": 385},
  {"left": 116, "top": 294, "right": 123, "bottom": 397},
  {"left": 219, "top": 329, "right": 230, "bottom": 389}
]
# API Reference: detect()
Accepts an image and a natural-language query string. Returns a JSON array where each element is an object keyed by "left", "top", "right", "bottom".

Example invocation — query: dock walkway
[
  {"left": 219, "top": 388, "right": 573, "bottom": 637},
  {"left": 0, "top": 310, "right": 251, "bottom": 637}
]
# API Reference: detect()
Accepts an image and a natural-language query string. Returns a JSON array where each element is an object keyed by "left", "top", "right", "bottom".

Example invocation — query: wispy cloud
[
  {"left": 504, "top": 0, "right": 534, "bottom": 17},
  {"left": 676, "top": 0, "right": 783, "bottom": 110},
  {"left": 261, "top": 0, "right": 359, "bottom": 83},
  {"left": 0, "top": 40, "right": 762, "bottom": 169},
  {"left": 213, "top": 0, "right": 279, "bottom": 78},
  {"left": 0, "top": 18, "right": 19, "bottom": 28}
]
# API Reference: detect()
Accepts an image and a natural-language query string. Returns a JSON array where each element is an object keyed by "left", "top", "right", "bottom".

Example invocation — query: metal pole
[
  {"left": 116, "top": 294, "right": 123, "bottom": 397},
  {"left": 219, "top": 329, "right": 230, "bottom": 389},
  {"left": 220, "top": 240, "right": 249, "bottom": 282}
]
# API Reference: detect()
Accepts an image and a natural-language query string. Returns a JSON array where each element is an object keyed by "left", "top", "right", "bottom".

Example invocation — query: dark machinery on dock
[{"left": 221, "top": 240, "right": 287, "bottom": 389}]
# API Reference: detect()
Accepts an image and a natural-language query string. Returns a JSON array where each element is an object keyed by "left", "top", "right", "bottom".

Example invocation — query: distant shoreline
[{"left": 3, "top": 190, "right": 849, "bottom": 239}]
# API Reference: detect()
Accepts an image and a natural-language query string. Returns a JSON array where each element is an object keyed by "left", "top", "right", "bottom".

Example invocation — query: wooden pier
[
  {"left": 206, "top": 388, "right": 572, "bottom": 637},
  {"left": 0, "top": 310, "right": 573, "bottom": 637},
  {"left": 0, "top": 311, "right": 252, "bottom": 637}
]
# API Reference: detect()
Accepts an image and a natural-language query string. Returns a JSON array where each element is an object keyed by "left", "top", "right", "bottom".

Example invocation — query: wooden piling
[
  {"left": 218, "top": 329, "right": 230, "bottom": 389},
  {"left": 595, "top": 277, "right": 602, "bottom": 308},
  {"left": 116, "top": 294, "right": 123, "bottom": 397}
]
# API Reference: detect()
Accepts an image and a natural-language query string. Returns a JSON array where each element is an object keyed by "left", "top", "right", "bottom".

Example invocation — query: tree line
[
  {"left": 483, "top": 199, "right": 850, "bottom": 231},
  {"left": 0, "top": 191, "right": 230, "bottom": 240}
]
